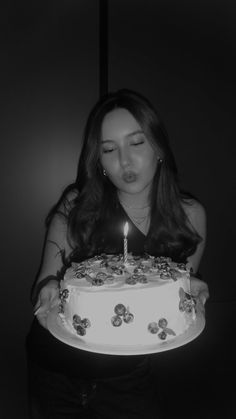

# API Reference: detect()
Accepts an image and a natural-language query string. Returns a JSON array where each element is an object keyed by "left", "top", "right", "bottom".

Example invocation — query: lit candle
[{"left": 123, "top": 222, "right": 129, "bottom": 264}]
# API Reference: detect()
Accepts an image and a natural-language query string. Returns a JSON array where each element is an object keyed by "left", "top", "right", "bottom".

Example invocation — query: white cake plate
[{"left": 47, "top": 307, "right": 205, "bottom": 356}]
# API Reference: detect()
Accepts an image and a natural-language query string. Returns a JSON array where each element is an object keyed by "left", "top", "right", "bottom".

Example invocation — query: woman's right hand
[
  {"left": 34, "top": 280, "right": 60, "bottom": 329},
  {"left": 190, "top": 277, "right": 209, "bottom": 315}
]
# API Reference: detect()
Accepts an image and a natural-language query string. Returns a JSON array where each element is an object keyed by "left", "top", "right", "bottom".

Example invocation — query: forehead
[{"left": 101, "top": 108, "right": 141, "bottom": 139}]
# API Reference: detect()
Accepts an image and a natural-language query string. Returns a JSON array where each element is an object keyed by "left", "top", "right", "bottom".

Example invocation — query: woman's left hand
[{"left": 190, "top": 277, "right": 209, "bottom": 314}]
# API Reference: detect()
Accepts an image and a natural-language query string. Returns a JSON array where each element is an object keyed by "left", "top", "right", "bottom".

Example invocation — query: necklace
[
  {"left": 128, "top": 214, "right": 149, "bottom": 225},
  {"left": 119, "top": 196, "right": 150, "bottom": 233},
  {"left": 121, "top": 204, "right": 150, "bottom": 229},
  {"left": 119, "top": 200, "right": 150, "bottom": 211},
  {"left": 129, "top": 212, "right": 150, "bottom": 235}
]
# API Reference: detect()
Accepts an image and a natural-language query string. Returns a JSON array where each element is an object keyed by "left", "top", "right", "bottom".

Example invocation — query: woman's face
[{"left": 100, "top": 108, "right": 159, "bottom": 199}]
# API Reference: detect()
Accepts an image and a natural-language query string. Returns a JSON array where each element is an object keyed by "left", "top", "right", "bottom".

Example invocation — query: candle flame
[{"left": 124, "top": 222, "right": 129, "bottom": 237}]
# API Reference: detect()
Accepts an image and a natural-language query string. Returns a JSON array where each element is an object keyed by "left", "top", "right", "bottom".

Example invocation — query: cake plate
[{"left": 47, "top": 307, "right": 205, "bottom": 356}]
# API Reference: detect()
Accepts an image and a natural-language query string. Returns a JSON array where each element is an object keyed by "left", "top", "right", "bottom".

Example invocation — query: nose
[{"left": 119, "top": 145, "right": 131, "bottom": 168}]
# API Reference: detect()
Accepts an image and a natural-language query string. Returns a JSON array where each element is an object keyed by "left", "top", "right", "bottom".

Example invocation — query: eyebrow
[
  {"left": 101, "top": 130, "right": 144, "bottom": 143},
  {"left": 126, "top": 130, "right": 144, "bottom": 138}
]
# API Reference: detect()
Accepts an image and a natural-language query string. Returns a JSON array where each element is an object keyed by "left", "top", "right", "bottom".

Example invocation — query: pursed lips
[{"left": 122, "top": 171, "right": 138, "bottom": 183}]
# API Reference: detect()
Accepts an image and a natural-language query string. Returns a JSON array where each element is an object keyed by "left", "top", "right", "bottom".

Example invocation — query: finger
[
  {"left": 34, "top": 291, "right": 60, "bottom": 316},
  {"left": 35, "top": 302, "right": 50, "bottom": 328},
  {"left": 196, "top": 298, "right": 206, "bottom": 315},
  {"left": 33, "top": 299, "right": 41, "bottom": 315},
  {"left": 34, "top": 306, "right": 42, "bottom": 316},
  {"left": 34, "top": 304, "right": 52, "bottom": 315},
  {"left": 34, "top": 297, "right": 51, "bottom": 316},
  {"left": 36, "top": 312, "right": 48, "bottom": 328},
  {"left": 50, "top": 296, "right": 60, "bottom": 308},
  {"left": 200, "top": 292, "right": 207, "bottom": 305},
  {"left": 190, "top": 279, "right": 209, "bottom": 299},
  {"left": 199, "top": 290, "right": 209, "bottom": 306}
]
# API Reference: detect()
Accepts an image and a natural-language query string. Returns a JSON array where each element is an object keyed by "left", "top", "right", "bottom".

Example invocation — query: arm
[
  {"left": 184, "top": 200, "right": 207, "bottom": 274},
  {"left": 33, "top": 211, "right": 73, "bottom": 328},
  {"left": 183, "top": 200, "right": 209, "bottom": 308}
]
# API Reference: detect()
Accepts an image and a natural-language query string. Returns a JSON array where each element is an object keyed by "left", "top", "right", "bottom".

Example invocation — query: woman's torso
[
  {"left": 27, "top": 200, "right": 196, "bottom": 378},
  {"left": 27, "top": 204, "right": 150, "bottom": 379}
]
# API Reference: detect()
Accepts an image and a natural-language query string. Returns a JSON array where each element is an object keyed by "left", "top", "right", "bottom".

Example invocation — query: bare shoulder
[
  {"left": 182, "top": 199, "right": 207, "bottom": 237},
  {"left": 182, "top": 199, "right": 206, "bottom": 221}
]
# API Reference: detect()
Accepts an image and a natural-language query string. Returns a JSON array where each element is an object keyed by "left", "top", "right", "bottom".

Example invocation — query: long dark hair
[{"left": 46, "top": 89, "right": 202, "bottom": 262}]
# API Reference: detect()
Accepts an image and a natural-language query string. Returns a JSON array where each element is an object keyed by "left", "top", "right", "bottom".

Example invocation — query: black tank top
[{"left": 73, "top": 202, "right": 188, "bottom": 263}]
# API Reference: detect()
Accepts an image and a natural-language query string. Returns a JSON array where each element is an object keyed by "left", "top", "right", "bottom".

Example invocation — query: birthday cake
[{"left": 58, "top": 254, "right": 197, "bottom": 347}]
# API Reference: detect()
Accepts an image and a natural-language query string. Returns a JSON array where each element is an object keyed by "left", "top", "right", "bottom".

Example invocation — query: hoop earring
[{"left": 103, "top": 169, "right": 107, "bottom": 176}]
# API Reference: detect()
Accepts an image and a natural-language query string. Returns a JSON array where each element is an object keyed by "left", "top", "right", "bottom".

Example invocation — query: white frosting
[{"left": 59, "top": 255, "right": 196, "bottom": 346}]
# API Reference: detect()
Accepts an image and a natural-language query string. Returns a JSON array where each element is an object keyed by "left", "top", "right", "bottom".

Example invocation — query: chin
[{"left": 120, "top": 184, "right": 147, "bottom": 195}]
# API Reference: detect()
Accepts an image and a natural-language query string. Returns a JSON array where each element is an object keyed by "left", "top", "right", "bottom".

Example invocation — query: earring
[
  {"left": 103, "top": 169, "right": 107, "bottom": 176},
  {"left": 158, "top": 158, "right": 163, "bottom": 163}
]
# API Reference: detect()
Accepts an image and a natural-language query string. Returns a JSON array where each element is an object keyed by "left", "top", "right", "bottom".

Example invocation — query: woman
[{"left": 27, "top": 89, "right": 209, "bottom": 418}]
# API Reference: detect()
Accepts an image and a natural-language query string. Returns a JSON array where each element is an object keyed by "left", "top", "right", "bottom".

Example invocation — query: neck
[{"left": 118, "top": 189, "right": 151, "bottom": 210}]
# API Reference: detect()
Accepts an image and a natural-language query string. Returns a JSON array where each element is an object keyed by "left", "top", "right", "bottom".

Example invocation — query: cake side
[{"left": 59, "top": 255, "right": 196, "bottom": 346}]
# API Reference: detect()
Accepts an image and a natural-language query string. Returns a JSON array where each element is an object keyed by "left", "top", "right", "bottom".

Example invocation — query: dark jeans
[{"left": 27, "top": 358, "right": 161, "bottom": 419}]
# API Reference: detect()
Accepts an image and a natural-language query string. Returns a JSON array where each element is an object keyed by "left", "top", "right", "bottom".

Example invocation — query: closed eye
[
  {"left": 101, "top": 147, "right": 116, "bottom": 154},
  {"left": 101, "top": 139, "right": 117, "bottom": 154},
  {"left": 131, "top": 140, "right": 145, "bottom": 146}
]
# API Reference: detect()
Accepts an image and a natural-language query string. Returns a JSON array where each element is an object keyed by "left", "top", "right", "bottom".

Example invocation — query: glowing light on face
[{"left": 100, "top": 108, "right": 158, "bottom": 201}]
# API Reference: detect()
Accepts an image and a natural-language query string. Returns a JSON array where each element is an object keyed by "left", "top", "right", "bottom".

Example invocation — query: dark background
[{"left": 1, "top": 1, "right": 235, "bottom": 417}]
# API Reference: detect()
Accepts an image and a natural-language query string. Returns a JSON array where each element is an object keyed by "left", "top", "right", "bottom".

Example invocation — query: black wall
[
  {"left": 1, "top": 2, "right": 99, "bottom": 417},
  {"left": 108, "top": 2, "right": 235, "bottom": 417},
  {"left": 1, "top": 1, "right": 235, "bottom": 417}
]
